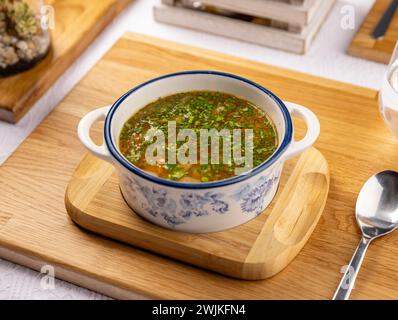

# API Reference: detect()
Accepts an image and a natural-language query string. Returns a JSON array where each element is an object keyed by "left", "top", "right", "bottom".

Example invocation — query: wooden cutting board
[
  {"left": 1, "top": 33, "right": 398, "bottom": 299},
  {"left": 65, "top": 148, "right": 329, "bottom": 280},
  {"left": 348, "top": 0, "right": 398, "bottom": 64},
  {"left": 0, "top": 0, "right": 131, "bottom": 123}
]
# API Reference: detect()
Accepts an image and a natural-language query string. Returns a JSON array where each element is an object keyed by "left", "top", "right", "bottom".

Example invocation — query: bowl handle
[
  {"left": 77, "top": 106, "right": 112, "bottom": 163},
  {"left": 283, "top": 102, "right": 320, "bottom": 160}
]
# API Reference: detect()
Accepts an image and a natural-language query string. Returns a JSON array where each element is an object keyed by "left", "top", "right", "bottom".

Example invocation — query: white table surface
[{"left": 0, "top": 0, "right": 386, "bottom": 299}]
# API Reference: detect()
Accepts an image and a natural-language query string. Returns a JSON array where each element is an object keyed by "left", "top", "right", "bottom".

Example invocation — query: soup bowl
[{"left": 78, "top": 71, "right": 320, "bottom": 233}]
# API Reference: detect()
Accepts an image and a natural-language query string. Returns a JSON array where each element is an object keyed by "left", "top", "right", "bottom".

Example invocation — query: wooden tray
[
  {"left": 1, "top": 33, "right": 398, "bottom": 299},
  {"left": 0, "top": 0, "right": 131, "bottom": 123},
  {"left": 348, "top": 0, "right": 398, "bottom": 64},
  {"left": 65, "top": 148, "right": 329, "bottom": 280}
]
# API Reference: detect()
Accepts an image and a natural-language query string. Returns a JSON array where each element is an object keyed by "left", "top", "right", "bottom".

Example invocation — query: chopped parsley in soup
[{"left": 119, "top": 91, "right": 278, "bottom": 182}]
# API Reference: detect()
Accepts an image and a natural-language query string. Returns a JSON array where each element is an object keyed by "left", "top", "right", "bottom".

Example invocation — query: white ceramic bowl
[{"left": 78, "top": 71, "right": 320, "bottom": 233}]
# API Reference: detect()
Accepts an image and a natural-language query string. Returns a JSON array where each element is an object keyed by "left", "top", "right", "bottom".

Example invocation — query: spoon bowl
[
  {"left": 333, "top": 170, "right": 398, "bottom": 300},
  {"left": 356, "top": 170, "right": 398, "bottom": 238}
]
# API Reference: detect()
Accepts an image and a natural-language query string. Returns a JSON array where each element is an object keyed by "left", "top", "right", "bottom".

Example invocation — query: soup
[{"left": 119, "top": 91, "right": 278, "bottom": 182}]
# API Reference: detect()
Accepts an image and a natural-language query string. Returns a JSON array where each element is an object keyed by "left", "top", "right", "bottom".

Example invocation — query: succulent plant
[
  {"left": 8, "top": 1, "right": 38, "bottom": 38},
  {"left": 0, "top": 0, "right": 39, "bottom": 38}
]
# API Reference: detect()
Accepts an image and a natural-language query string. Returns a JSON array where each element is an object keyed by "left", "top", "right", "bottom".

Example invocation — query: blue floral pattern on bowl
[
  {"left": 121, "top": 166, "right": 280, "bottom": 229},
  {"left": 122, "top": 176, "right": 184, "bottom": 226},
  {"left": 122, "top": 176, "right": 230, "bottom": 227},
  {"left": 232, "top": 173, "right": 280, "bottom": 215},
  {"left": 179, "top": 192, "right": 229, "bottom": 219}
]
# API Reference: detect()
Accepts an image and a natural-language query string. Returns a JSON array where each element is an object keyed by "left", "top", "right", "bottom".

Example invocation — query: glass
[
  {"left": 380, "top": 41, "right": 398, "bottom": 139},
  {"left": 0, "top": 0, "right": 51, "bottom": 77}
]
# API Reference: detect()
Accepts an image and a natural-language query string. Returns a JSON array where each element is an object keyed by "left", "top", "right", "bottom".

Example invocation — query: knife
[{"left": 372, "top": 0, "right": 398, "bottom": 39}]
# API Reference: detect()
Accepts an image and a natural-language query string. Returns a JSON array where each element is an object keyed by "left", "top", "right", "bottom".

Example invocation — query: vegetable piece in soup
[{"left": 119, "top": 91, "right": 278, "bottom": 182}]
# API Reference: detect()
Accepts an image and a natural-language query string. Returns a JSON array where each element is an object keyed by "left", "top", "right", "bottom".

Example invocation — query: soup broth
[{"left": 119, "top": 91, "right": 278, "bottom": 182}]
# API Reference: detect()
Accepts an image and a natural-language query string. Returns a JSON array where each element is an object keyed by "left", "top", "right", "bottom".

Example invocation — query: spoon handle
[{"left": 332, "top": 237, "right": 371, "bottom": 300}]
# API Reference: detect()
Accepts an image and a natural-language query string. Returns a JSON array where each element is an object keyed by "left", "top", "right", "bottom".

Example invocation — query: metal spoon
[{"left": 333, "top": 170, "right": 398, "bottom": 300}]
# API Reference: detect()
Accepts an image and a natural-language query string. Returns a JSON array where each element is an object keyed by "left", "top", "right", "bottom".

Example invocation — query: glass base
[{"left": 0, "top": 47, "right": 50, "bottom": 77}]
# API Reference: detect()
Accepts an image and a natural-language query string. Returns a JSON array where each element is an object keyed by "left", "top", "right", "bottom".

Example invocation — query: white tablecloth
[{"left": 0, "top": 0, "right": 385, "bottom": 299}]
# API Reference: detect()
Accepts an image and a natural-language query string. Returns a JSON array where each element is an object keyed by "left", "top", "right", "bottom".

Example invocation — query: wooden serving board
[
  {"left": 0, "top": 0, "right": 131, "bottom": 123},
  {"left": 348, "top": 0, "right": 398, "bottom": 64},
  {"left": 1, "top": 33, "right": 398, "bottom": 299},
  {"left": 65, "top": 148, "right": 329, "bottom": 280}
]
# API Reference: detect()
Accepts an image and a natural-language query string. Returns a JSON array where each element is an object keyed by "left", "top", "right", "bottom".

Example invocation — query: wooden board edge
[
  {"left": 242, "top": 148, "right": 330, "bottom": 279},
  {"left": 0, "top": 244, "right": 152, "bottom": 300},
  {"left": 347, "top": 44, "right": 391, "bottom": 65}
]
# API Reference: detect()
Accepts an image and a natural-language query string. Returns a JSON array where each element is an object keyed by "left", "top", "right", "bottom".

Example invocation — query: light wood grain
[
  {"left": 1, "top": 32, "right": 398, "bottom": 299},
  {"left": 65, "top": 148, "right": 329, "bottom": 280},
  {"left": 154, "top": 0, "right": 335, "bottom": 54},
  {"left": 348, "top": 0, "right": 398, "bottom": 64},
  {"left": 0, "top": 0, "right": 131, "bottom": 123}
]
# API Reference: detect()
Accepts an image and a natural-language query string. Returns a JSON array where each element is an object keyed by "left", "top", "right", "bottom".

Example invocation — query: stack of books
[{"left": 154, "top": 0, "right": 336, "bottom": 54}]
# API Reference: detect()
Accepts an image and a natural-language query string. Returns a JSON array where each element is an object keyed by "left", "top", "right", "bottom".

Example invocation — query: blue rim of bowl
[{"left": 104, "top": 70, "right": 293, "bottom": 189}]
